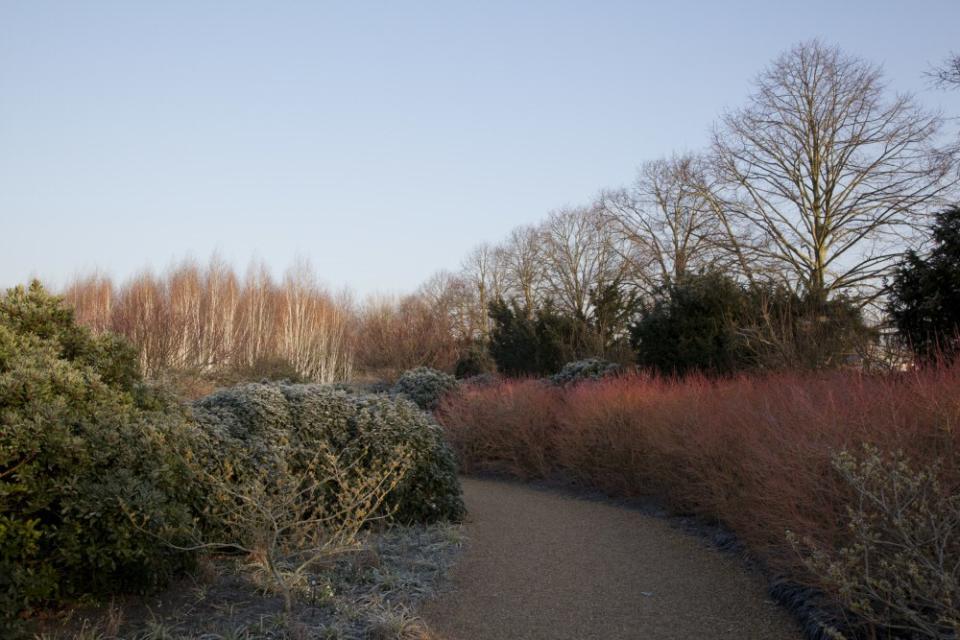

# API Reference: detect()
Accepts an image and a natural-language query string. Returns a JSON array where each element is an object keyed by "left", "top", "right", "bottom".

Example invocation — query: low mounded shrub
[
  {"left": 549, "top": 358, "right": 621, "bottom": 386},
  {"left": 391, "top": 367, "right": 459, "bottom": 411},
  {"left": 191, "top": 382, "right": 465, "bottom": 524},
  {"left": 0, "top": 283, "right": 198, "bottom": 629}
]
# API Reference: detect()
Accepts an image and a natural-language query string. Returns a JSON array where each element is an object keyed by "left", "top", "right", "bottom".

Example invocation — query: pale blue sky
[{"left": 2, "top": 1, "right": 959, "bottom": 294}]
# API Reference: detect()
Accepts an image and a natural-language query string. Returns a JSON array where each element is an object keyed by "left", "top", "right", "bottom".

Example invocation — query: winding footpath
[{"left": 421, "top": 477, "right": 803, "bottom": 640}]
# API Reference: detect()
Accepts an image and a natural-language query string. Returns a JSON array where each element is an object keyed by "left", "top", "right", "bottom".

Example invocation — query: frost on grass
[{"left": 34, "top": 523, "right": 463, "bottom": 640}]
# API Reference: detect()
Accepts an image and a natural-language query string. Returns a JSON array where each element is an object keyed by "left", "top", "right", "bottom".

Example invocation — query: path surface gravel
[{"left": 421, "top": 477, "right": 803, "bottom": 640}]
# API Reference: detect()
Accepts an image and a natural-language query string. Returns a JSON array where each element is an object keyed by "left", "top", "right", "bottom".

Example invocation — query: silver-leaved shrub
[
  {"left": 391, "top": 367, "right": 459, "bottom": 411},
  {"left": 191, "top": 382, "right": 465, "bottom": 525},
  {"left": 550, "top": 358, "right": 622, "bottom": 386}
]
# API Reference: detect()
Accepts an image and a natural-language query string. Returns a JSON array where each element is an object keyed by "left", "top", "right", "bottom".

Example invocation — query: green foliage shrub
[
  {"left": 454, "top": 343, "right": 497, "bottom": 379},
  {"left": 630, "top": 271, "right": 753, "bottom": 376},
  {"left": 487, "top": 292, "right": 637, "bottom": 378},
  {"left": 191, "top": 382, "right": 465, "bottom": 525},
  {"left": 550, "top": 358, "right": 622, "bottom": 386},
  {"left": 631, "top": 272, "right": 876, "bottom": 375},
  {"left": 0, "top": 282, "right": 197, "bottom": 628},
  {"left": 390, "top": 367, "right": 459, "bottom": 411},
  {"left": 0, "top": 283, "right": 465, "bottom": 630},
  {"left": 487, "top": 300, "right": 575, "bottom": 376},
  {"left": 889, "top": 205, "right": 960, "bottom": 362}
]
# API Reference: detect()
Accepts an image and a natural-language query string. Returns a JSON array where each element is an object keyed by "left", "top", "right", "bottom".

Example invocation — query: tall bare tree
[
  {"left": 111, "top": 269, "right": 169, "bottom": 374},
  {"left": 541, "top": 206, "right": 628, "bottom": 318},
  {"left": 418, "top": 269, "right": 479, "bottom": 344},
  {"left": 931, "top": 52, "right": 960, "bottom": 89},
  {"left": 278, "top": 260, "right": 353, "bottom": 383},
  {"left": 712, "top": 40, "right": 956, "bottom": 301},
  {"left": 63, "top": 272, "right": 113, "bottom": 333},
  {"left": 601, "top": 154, "right": 733, "bottom": 293},
  {"left": 930, "top": 51, "right": 960, "bottom": 165},
  {"left": 499, "top": 224, "right": 546, "bottom": 312},
  {"left": 236, "top": 260, "right": 278, "bottom": 368},
  {"left": 460, "top": 243, "right": 506, "bottom": 338}
]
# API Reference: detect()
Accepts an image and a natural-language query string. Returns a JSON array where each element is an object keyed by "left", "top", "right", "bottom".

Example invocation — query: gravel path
[{"left": 421, "top": 477, "right": 803, "bottom": 640}]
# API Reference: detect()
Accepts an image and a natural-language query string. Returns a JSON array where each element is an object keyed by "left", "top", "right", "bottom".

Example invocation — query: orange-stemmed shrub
[{"left": 437, "top": 369, "right": 960, "bottom": 637}]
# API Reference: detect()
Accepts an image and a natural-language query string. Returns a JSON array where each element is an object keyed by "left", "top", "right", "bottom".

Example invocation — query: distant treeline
[
  {"left": 64, "top": 259, "right": 354, "bottom": 382},
  {"left": 63, "top": 42, "right": 960, "bottom": 382},
  {"left": 63, "top": 257, "right": 469, "bottom": 384}
]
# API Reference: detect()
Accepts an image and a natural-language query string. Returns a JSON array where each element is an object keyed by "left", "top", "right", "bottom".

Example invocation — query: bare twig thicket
[
  {"left": 127, "top": 440, "right": 414, "bottom": 614},
  {"left": 438, "top": 367, "right": 960, "bottom": 638},
  {"left": 353, "top": 290, "right": 463, "bottom": 378}
]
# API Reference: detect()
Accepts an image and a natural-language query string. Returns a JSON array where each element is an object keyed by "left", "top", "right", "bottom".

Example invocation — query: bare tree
[
  {"left": 111, "top": 269, "right": 169, "bottom": 374},
  {"left": 63, "top": 272, "right": 113, "bottom": 333},
  {"left": 460, "top": 243, "right": 506, "bottom": 338},
  {"left": 712, "top": 40, "right": 956, "bottom": 302},
  {"left": 353, "top": 291, "right": 460, "bottom": 376},
  {"left": 930, "top": 51, "right": 960, "bottom": 167},
  {"left": 199, "top": 256, "right": 240, "bottom": 370},
  {"left": 930, "top": 52, "right": 960, "bottom": 89},
  {"left": 236, "top": 260, "right": 278, "bottom": 369},
  {"left": 278, "top": 260, "right": 353, "bottom": 383},
  {"left": 601, "top": 154, "right": 732, "bottom": 294},
  {"left": 499, "top": 225, "right": 546, "bottom": 312},
  {"left": 418, "top": 269, "right": 479, "bottom": 344},
  {"left": 540, "top": 206, "right": 627, "bottom": 318}
]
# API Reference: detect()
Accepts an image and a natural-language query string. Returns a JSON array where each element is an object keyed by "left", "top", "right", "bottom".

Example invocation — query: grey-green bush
[
  {"left": 550, "top": 358, "right": 621, "bottom": 386},
  {"left": 790, "top": 447, "right": 960, "bottom": 640},
  {"left": 391, "top": 367, "right": 459, "bottom": 411},
  {"left": 191, "top": 382, "right": 465, "bottom": 524}
]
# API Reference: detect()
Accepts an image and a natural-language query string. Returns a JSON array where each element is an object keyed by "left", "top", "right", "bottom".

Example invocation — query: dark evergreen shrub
[
  {"left": 487, "top": 299, "right": 579, "bottom": 376},
  {"left": 454, "top": 343, "right": 497, "bottom": 379},
  {"left": 889, "top": 205, "right": 960, "bottom": 361},
  {"left": 631, "top": 272, "right": 752, "bottom": 376},
  {"left": 631, "top": 272, "right": 875, "bottom": 375}
]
